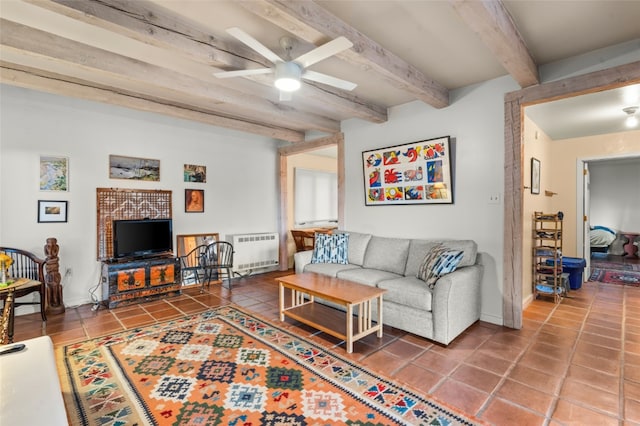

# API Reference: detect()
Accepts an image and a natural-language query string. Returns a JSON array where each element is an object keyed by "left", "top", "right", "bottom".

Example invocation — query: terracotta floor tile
[
  {"left": 528, "top": 341, "right": 573, "bottom": 362},
  {"left": 560, "top": 378, "right": 619, "bottom": 416},
  {"left": 119, "top": 313, "right": 156, "bottom": 328},
  {"left": 413, "top": 350, "right": 461, "bottom": 375},
  {"left": 566, "top": 364, "right": 620, "bottom": 394},
  {"left": 572, "top": 351, "right": 621, "bottom": 375},
  {"left": 535, "top": 330, "right": 577, "bottom": 348},
  {"left": 478, "top": 339, "right": 526, "bottom": 362},
  {"left": 464, "top": 351, "right": 513, "bottom": 376},
  {"left": 545, "top": 315, "right": 583, "bottom": 330},
  {"left": 626, "top": 398, "right": 640, "bottom": 424},
  {"left": 508, "top": 364, "right": 562, "bottom": 395},
  {"left": 382, "top": 338, "right": 425, "bottom": 359},
  {"left": 625, "top": 380, "right": 640, "bottom": 400},
  {"left": 626, "top": 364, "right": 640, "bottom": 383},
  {"left": 519, "top": 350, "right": 569, "bottom": 376},
  {"left": 361, "top": 350, "right": 406, "bottom": 375},
  {"left": 574, "top": 340, "right": 621, "bottom": 360},
  {"left": 481, "top": 397, "right": 547, "bottom": 426},
  {"left": 432, "top": 378, "right": 489, "bottom": 415},
  {"left": 495, "top": 379, "right": 554, "bottom": 415},
  {"left": 552, "top": 399, "right": 619, "bottom": 425},
  {"left": 451, "top": 364, "right": 502, "bottom": 393},
  {"left": 393, "top": 363, "right": 443, "bottom": 394},
  {"left": 579, "top": 331, "right": 622, "bottom": 350}
]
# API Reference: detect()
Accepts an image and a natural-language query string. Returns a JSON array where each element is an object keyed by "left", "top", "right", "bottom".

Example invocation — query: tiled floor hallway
[{"left": 12, "top": 268, "right": 640, "bottom": 425}]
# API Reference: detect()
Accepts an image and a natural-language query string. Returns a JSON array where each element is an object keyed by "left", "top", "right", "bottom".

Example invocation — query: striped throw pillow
[
  {"left": 311, "top": 233, "right": 349, "bottom": 264},
  {"left": 417, "top": 245, "right": 464, "bottom": 289}
]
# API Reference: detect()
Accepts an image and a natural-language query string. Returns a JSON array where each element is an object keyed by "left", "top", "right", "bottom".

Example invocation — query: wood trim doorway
[{"left": 502, "top": 60, "right": 640, "bottom": 329}]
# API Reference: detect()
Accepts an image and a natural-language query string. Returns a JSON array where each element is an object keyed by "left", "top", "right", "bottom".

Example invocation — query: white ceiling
[{"left": 1, "top": 0, "right": 639, "bottom": 143}]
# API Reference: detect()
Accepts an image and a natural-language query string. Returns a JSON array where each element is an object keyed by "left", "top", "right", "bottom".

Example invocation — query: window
[{"left": 294, "top": 168, "right": 337, "bottom": 227}]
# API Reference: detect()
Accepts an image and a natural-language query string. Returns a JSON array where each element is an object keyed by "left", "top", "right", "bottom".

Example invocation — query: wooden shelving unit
[{"left": 532, "top": 212, "right": 564, "bottom": 303}]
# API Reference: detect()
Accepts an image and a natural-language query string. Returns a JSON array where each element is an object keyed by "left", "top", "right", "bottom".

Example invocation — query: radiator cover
[{"left": 227, "top": 232, "right": 279, "bottom": 273}]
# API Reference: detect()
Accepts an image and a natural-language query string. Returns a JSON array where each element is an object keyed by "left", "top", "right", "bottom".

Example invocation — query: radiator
[{"left": 227, "top": 232, "right": 279, "bottom": 273}]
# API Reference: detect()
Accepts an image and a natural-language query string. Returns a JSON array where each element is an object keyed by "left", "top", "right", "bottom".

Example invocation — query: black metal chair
[
  {"left": 200, "top": 241, "right": 235, "bottom": 291},
  {"left": 178, "top": 244, "right": 209, "bottom": 286}
]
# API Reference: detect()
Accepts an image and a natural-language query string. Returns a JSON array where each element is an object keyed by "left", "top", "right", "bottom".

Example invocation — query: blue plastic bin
[{"left": 562, "top": 257, "right": 586, "bottom": 289}]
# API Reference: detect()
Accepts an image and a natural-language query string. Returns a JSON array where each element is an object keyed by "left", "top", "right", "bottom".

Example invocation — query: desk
[
  {"left": 621, "top": 232, "right": 640, "bottom": 258},
  {"left": 0, "top": 277, "right": 33, "bottom": 343}
]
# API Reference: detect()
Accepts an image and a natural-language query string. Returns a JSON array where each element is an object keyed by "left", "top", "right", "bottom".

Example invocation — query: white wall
[
  {"left": 589, "top": 159, "right": 640, "bottom": 231},
  {"left": 1, "top": 85, "right": 280, "bottom": 309},
  {"left": 341, "top": 76, "right": 518, "bottom": 325}
]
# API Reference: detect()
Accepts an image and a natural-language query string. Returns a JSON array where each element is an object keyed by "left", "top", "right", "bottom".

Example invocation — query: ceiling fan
[{"left": 214, "top": 27, "right": 357, "bottom": 101}]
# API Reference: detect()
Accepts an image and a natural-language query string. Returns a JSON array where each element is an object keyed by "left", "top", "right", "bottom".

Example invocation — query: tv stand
[{"left": 101, "top": 256, "right": 181, "bottom": 308}]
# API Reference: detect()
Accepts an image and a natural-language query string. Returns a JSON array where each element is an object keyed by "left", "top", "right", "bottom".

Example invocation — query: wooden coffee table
[{"left": 277, "top": 273, "right": 386, "bottom": 353}]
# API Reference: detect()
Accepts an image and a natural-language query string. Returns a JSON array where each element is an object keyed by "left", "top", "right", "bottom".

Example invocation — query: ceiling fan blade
[
  {"left": 214, "top": 68, "right": 273, "bottom": 78},
  {"left": 226, "top": 27, "right": 283, "bottom": 64},
  {"left": 294, "top": 36, "right": 353, "bottom": 68},
  {"left": 303, "top": 70, "right": 357, "bottom": 91}
]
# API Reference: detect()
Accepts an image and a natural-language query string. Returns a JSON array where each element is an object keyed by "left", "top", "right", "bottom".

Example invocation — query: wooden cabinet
[
  {"left": 101, "top": 256, "right": 181, "bottom": 308},
  {"left": 532, "top": 212, "right": 565, "bottom": 303}
]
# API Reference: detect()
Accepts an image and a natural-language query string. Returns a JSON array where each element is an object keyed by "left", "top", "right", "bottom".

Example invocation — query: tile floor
[{"left": 11, "top": 261, "right": 640, "bottom": 425}]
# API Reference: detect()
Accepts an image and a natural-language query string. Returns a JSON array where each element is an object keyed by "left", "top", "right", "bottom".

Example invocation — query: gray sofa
[{"left": 294, "top": 231, "right": 483, "bottom": 345}]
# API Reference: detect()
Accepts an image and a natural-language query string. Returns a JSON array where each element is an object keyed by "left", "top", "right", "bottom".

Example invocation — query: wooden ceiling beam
[
  {"left": 0, "top": 19, "right": 340, "bottom": 134},
  {"left": 25, "top": 0, "right": 387, "bottom": 124},
  {"left": 278, "top": 132, "right": 343, "bottom": 156},
  {"left": 0, "top": 64, "right": 305, "bottom": 142},
  {"left": 449, "top": 0, "right": 539, "bottom": 88},
  {"left": 237, "top": 0, "right": 450, "bottom": 109}
]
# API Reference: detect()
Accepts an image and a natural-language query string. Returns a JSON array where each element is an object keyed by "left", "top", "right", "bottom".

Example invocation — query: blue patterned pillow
[
  {"left": 417, "top": 245, "right": 464, "bottom": 289},
  {"left": 311, "top": 233, "right": 349, "bottom": 264}
]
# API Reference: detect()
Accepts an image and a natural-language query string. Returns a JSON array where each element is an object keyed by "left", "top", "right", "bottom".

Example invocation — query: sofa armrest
[
  {"left": 294, "top": 250, "right": 313, "bottom": 274},
  {"left": 431, "top": 264, "right": 483, "bottom": 345}
]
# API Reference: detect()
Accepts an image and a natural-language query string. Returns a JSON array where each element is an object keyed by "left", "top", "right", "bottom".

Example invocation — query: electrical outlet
[{"left": 489, "top": 193, "right": 500, "bottom": 204}]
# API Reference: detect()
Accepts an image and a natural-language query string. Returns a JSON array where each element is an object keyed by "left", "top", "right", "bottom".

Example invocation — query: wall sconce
[{"left": 623, "top": 106, "right": 639, "bottom": 128}]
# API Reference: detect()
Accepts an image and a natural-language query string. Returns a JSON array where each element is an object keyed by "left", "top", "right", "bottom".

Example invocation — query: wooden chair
[
  {"left": 291, "top": 230, "right": 316, "bottom": 252},
  {"left": 0, "top": 247, "right": 47, "bottom": 322},
  {"left": 200, "top": 241, "right": 235, "bottom": 290},
  {"left": 178, "top": 244, "right": 209, "bottom": 285}
]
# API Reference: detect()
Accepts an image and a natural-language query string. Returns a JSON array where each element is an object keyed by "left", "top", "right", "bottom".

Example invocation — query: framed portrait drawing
[
  {"left": 185, "top": 189, "right": 204, "bottom": 213},
  {"left": 531, "top": 158, "right": 540, "bottom": 194},
  {"left": 40, "top": 156, "right": 69, "bottom": 191},
  {"left": 362, "top": 136, "right": 453, "bottom": 205},
  {"left": 38, "top": 200, "right": 68, "bottom": 223}
]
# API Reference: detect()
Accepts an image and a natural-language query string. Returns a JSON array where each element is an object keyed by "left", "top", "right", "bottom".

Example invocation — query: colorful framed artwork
[
  {"left": 362, "top": 136, "right": 453, "bottom": 205},
  {"left": 531, "top": 157, "right": 540, "bottom": 194},
  {"left": 185, "top": 189, "right": 204, "bottom": 213},
  {"left": 38, "top": 200, "right": 68, "bottom": 223},
  {"left": 40, "top": 156, "right": 69, "bottom": 191},
  {"left": 109, "top": 155, "right": 160, "bottom": 181},
  {"left": 184, "top": 164, "right": 206, "bottom": 182}
]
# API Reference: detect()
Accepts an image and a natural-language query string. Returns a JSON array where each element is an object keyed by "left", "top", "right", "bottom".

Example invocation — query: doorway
[{"left": 502, "top": 61, "right": 640, "bottom": 329}]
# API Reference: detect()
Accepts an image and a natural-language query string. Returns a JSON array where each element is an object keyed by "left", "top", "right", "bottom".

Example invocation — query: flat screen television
[{"left": 112, "top": 218, "right": 173, "bottom": 260}]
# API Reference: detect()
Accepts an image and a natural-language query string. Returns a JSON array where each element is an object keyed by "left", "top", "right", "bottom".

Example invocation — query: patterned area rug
[
  {"left": 57, "top": 305, "right": 480, "bottom": 425},
  {"left": 590, "top": 260, "right": 639, "bottom": 271},
  {"left": 589, "top": 268, "right": 640, "bottom": 286}
]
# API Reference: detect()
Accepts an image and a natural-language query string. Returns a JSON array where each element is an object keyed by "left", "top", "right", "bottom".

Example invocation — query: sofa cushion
[
  {"left": 334, "top": 231, "right": 371, "bottom": 266},
  {"left": 311, "top": 233, "right": 349, "bottom": 264},
  {"left": 377, "top": 276, "right": 433, "bottom": 312},
  {"left": 440, "top": 240, "right": 477, "bottom": 267},
  {"left": 362, "top": 236, "right": 410, "bottom": 275},
  {"left": 417, "top": 245, "right": 464, "bottom": 289},
  {"left": 337, "top": 268, "right": 401, "bottom": 286},
  {"left": 304, "top": 262, "right": 361, "bottom": 277},
  {"left": 405, "top": 239, "right": 442, "bottom": 277}
]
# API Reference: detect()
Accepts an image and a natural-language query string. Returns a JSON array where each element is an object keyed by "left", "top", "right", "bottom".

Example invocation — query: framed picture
[
  {"left": 362, "top": 136, "right": 453, "bottom": 205},
  {"left": 109, "top": 155, "right": 160, "bottom": 181},
  {"left": 39, "top": 156, "right": 69, "bottom": 191},
  {"left": 184, "top": 164, "right": 206, "bottom": 183},
  {"left": 185, "top": 189, "right": 204, "bottom": 213},
  {"left": 38, "top": 200, "right": 68, "bottom": 223},
  {"left": 531, "top": 157, "right": 540, "bottom": 194}
]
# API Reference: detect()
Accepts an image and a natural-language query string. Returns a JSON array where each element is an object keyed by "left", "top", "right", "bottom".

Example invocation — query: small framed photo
[
  {"left": 184, "top": 164, "right": 206, "bottom": 183},
  {"left": 40, "top": 156, "right": 69, "bottom": 191},
  {"left": 531, "top": 157, "right": 540, "bottom": 195},
  {"left": 38, "top": 200, "right": 68, "bottom": 223},
  {"left": 185, "top": 189, "right": 204, "bottom": 213}
]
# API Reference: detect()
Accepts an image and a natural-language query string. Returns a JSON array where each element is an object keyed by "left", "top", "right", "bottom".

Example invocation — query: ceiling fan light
[{"left": 274, "top": 62, "right": 301, "bottom": 92}]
